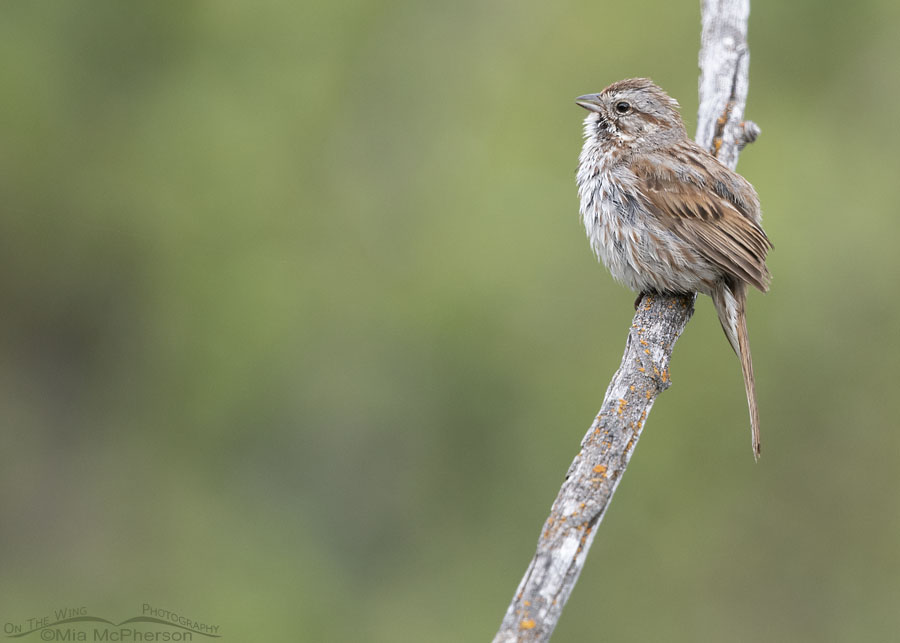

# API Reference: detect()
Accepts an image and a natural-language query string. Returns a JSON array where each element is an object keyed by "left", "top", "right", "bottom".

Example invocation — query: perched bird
[{"left": 575, "top": 77, "right": 771, "bottom": 459}]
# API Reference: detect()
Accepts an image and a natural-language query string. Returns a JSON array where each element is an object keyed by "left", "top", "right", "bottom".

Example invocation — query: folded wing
[{"left": 630, "top": 147, "right": 772, "bottom": 292}]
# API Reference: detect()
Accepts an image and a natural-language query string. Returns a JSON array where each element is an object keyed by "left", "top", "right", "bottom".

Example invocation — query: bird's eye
[{"left": 615, "top": 101, "right": 630, "bottom": 114}]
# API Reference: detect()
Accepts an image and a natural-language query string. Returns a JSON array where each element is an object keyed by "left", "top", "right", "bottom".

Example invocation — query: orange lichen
[
  {"left": 593, "top": 464, "right": 607, "bottom": 476},
  {"left": 639, "top": 339, "right": 648, "bottom": 346},
  {"left": 579, "top": 526, "right": 593, "bottom": 551},
  {"left": 520, "top": 619, "right": 536, "bottom": 630}
]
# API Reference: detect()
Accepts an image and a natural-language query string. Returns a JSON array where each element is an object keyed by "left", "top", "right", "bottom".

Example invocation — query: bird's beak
[{"left": 575, "top": 94, "right": 603, "bottom": 113}]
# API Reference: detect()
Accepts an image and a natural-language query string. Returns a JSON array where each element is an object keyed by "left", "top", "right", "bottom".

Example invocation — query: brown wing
[{"left": 631, "top": 148, "right": 772, "bottom": 292}]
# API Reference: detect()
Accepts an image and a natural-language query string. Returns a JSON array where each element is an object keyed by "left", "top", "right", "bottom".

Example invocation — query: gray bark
[
  {"left": 697, "top": 0, "right": 759, "bottom": 171},
  {"left": 492, "top": 2, "right": 756, "bottom": 641}
]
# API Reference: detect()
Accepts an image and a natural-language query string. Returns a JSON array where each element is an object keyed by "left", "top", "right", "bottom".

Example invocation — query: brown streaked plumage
[{"left": 575, "top": 78, "right": 771, "bottom": 459}]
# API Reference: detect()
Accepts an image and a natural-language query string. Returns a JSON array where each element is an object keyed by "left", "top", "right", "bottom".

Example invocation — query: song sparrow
[{"left": 575, "top": 78, "right": 771, "bottom": 459}]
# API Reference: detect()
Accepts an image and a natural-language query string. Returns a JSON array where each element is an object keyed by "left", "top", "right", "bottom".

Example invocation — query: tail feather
[{"left": 712, "top": 281, "right": 761, "bottom": 460}]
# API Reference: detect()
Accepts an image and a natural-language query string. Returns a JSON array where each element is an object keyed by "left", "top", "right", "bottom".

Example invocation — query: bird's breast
[
  {"left": 576, "top": 158, "right": 646, "bottom": 290},
  {"left": 576, "top": 153, "right": 717, "bottom": 294}
]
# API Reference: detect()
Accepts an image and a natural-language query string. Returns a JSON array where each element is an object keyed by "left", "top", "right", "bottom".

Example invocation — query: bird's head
[{"left": 576, "top": 78, "right": 686, "bottom": 149}]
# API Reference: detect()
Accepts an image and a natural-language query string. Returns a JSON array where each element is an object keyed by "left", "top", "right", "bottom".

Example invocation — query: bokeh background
[{"left": 1, "top": 2, "right": 899, "bottom": 641}]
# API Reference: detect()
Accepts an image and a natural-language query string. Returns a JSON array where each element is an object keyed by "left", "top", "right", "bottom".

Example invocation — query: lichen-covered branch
[
  {"left": 492, "top": 2, "right": 755, "bottom": 641},
  {"left": 492, "top": 295, "right": 695, "bottom": 643}
]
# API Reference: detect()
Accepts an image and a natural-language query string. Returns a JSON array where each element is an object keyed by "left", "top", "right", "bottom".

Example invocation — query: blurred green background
[{"left": 1, "top": 1, "right": 899, "bottom": 641}]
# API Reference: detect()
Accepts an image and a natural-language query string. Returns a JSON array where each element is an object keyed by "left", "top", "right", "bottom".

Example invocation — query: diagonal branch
[{"left": 492, "top": 2, "right": 756, "bottom": 641}]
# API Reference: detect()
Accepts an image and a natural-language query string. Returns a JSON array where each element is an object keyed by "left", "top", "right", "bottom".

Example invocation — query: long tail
[{"left": 711, "top": 280, "right": 761, "bottom": 461}]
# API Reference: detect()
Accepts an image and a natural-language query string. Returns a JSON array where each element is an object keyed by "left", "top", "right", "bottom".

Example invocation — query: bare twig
[{"left": 492, "top": 2, "right": 756, "bottom": 641}]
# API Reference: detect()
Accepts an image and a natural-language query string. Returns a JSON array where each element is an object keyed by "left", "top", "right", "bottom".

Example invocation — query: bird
[{"left": 575, "top": 77, "right": 772, "bottom": 459}]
